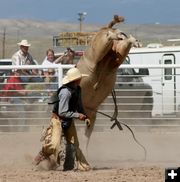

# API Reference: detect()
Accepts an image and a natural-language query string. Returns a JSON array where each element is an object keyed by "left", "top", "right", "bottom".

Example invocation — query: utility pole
[
  {"left": 2, "top": 27, "right": 6, "bottom": 59},
  {"left": 78, "top": 12, "right": 87, "bottom": 32}
]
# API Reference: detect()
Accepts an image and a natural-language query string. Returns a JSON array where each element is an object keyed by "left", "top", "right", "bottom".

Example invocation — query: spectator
[
  {"left": 42, "top": 48, "right": 64, "bottom": 77},
  {"left": 54, "top": 47, "right": 75, "bottom": 64},
  {"left": 42, "top": 49, "right": 56, "bottom": 76},
  {"left": 2, "top": 71, "right": 26, "bottom": 99},
  {"left": 12, "top": 39, "right": 43, "bottom": 83},
  {"left": 2, "top": 71, "right": 27, "bottom": 131},
  {"left": 25, "top": 68, "right": 58, "bottom": 103},
  {"left": 42, "top": 49, "right": 55, "bottom": 65}
]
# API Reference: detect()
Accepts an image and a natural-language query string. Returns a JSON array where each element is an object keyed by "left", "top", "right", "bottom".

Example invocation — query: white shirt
[
  {"left": 42, "top": 57, "right": 60, "bottom": 77},
  {"left": 42, "top": 57, "right": 55, "bottom": 71},
  {"left": 42, "top": 57, "right": 54, "bottom": 65}
]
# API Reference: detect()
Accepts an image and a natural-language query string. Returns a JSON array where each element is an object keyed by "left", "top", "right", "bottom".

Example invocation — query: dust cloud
[{"left": 0, "top": 126, "right": 179, "bottom": 181}]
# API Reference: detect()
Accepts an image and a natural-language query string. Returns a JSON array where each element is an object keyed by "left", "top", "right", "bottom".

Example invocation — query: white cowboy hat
[
  {"left": 17, "top": 39, "right": 31, "bottom": 47},
  {"left": 62, "top": 67, "right": 88, "bottom": 85}
]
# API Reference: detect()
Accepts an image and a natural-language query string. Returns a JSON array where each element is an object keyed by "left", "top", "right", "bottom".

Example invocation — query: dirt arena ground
[{"left": 0, "top": 126, "right": 180, "bottom": 182}]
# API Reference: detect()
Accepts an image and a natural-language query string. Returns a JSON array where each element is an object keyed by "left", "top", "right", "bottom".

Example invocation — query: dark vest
[
  {"left": 52, "top": 84, "right": 84, "bottom": 129},
  {"left": 52, "top": 85, "right": 83, "bottom": 114}
]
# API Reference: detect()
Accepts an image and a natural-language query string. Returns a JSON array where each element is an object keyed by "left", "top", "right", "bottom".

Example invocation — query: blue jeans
[{"left": 20, "top": 76, "right": 43, "bottom": 83}]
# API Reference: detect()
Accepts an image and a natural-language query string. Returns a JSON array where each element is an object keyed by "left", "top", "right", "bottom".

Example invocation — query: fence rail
[{"left": 0, "top": 64, "right": 180, "bottom": 132}]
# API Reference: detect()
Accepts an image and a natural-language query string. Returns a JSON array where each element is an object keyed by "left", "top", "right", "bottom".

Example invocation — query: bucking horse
[{"left": 76, "top": 15, "right": 140, "bottom": 139}]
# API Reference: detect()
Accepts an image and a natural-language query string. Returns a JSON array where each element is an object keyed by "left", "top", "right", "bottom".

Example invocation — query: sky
[{"left": 0, "top": 0, "right": 180, "bottom": 25}]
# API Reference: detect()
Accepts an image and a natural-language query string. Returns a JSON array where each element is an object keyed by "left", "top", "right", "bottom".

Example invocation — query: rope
[{"left": 96, "top": 89, "right": 147, "bottom": 160}]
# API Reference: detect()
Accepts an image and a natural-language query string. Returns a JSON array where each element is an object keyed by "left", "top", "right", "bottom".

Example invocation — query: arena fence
[{"left": 0, "top": 64, "right": 180, "bottom": 132}]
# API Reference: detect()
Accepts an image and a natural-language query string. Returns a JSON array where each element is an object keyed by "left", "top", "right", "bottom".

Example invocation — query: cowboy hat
[
  {"left": 62, "top": 67, "right": 88, "bottom": 85},
  {"left": 17, "top": 39, "right": 31, "bottom": 47}
]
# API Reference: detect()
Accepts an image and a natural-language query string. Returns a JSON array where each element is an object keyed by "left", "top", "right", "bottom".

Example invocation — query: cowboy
[
  {"left": 35, "top": 67, "right": 91, "bottom": 171},
  {"left": 11, "top": 39, "right": 43, "bottom": 83}
]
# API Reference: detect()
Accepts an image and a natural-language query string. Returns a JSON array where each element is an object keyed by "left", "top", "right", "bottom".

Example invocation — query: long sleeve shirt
[{"left": 58, "top": 87, "right": 80, "bottom": 119}]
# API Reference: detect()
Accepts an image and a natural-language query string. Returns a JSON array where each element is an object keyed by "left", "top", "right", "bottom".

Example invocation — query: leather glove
[{"left": 51, "top": 112, "right": 59, "bottom": 119}]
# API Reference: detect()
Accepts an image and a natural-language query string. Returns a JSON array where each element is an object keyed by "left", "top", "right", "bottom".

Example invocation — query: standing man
[
  {"left": 35, "top": 67, "right": 91, "bottom": 171},
  {"left": 12, "top": 39, "right": 43, "bottom": 82}
]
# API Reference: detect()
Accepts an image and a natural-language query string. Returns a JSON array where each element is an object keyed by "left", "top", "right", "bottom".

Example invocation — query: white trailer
[{"left": 128, "top": 44, "right": 180, "bottom": 117}]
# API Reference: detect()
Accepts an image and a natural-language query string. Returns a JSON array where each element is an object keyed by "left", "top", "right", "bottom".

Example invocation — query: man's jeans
[{"left": 20, "top": 75, "right": 43, "bottom": 83}]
